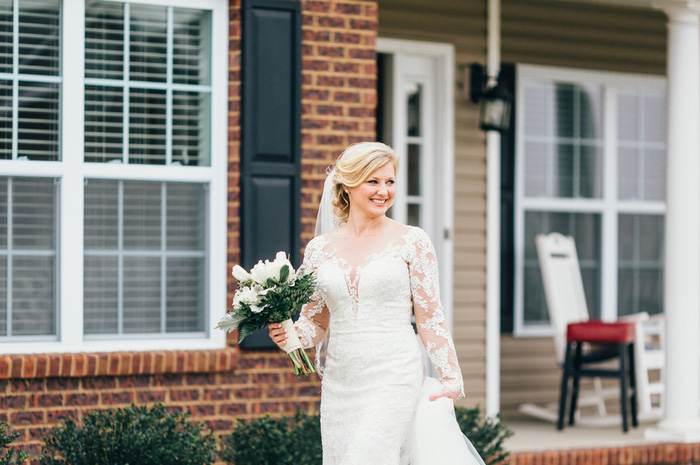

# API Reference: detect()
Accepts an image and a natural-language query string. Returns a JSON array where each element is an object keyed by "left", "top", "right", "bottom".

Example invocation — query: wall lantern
[{"left": 468, "top": 63, "right": 512, "bottom": 133}]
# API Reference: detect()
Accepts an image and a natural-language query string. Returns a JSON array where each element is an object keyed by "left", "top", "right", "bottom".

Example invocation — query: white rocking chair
[{"left": 519, "top": 232, "right": 664, "bottom": 425}]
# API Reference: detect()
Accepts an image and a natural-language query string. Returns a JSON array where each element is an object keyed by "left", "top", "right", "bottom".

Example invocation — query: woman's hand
[
  {"left": 268, "top": 322, "right": 287, "bottom": 349},
  {"left": 429, "top": 388, "right": 460, "bottom": 403}
]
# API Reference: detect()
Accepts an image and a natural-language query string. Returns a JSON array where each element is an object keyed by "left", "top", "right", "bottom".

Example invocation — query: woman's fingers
[{"left": 267, "top": 323, "right": 287, "bottom": 347}]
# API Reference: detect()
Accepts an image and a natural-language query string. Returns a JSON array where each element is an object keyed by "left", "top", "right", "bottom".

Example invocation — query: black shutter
[
  {"left": 239, "top": 0, "right": 302, "bottom": 348},
  {"left": 500, "top": 63, "right": 516, "bottom": 333}
]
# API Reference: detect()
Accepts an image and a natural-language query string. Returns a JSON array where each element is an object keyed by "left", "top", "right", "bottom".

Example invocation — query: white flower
[
  {"left": 235, "top": 284, "right": 264, "bottom": 307},
  {"left": 266, "top": 251, "right": 294, "bottom": 284},
  {"left": 250, "top": 260, "right": 270, "bottom": 285},
  {"left": 231, "top": 265, "right": 251, "bottom": 282},
  {"left": 249, "top": 305, "right": 264, "bottom": 314},
  {"left": 214, "top": 311, "right": 246, "bottom": 332}
]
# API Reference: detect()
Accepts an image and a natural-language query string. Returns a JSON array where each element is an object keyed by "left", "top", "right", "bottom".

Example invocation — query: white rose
[
  {"left": 250, "top": 260, "right": 270, "bottom": 285},
  {"left": 249, "top": 305, "right": 264, "bottom": 314},
  {"left": 231, "top": 265, "right": 252, "bottom": 282}
]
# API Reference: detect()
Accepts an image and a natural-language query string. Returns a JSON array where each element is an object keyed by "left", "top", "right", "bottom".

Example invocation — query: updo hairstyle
[{"left": 330, "top": 142, "right": 399, "bottom": 225}]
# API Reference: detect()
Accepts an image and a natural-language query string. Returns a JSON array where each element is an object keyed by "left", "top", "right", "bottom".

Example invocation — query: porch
[{"left": 505, "top": 420, "right": 700, "bottom": 465}]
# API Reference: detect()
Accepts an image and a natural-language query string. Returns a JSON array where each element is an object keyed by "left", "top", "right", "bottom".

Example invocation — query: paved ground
[{"left": 503, "top": 419, "right": 654, "bottom": 452}]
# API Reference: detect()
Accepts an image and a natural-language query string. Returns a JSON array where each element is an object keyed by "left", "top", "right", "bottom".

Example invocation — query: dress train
[{"left": 400, "top": 377, "right": 487, "bottom": 465}]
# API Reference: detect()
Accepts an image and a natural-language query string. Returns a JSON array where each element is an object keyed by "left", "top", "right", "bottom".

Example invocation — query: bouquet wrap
[{"left": 280, "top": 319, "right": 303, "bottom": 354}]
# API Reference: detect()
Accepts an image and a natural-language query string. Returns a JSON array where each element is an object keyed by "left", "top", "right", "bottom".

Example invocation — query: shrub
[
  {"left": 219, "top": 410, "right": 322, "bottom": 465},
  {"left": 455, "top": 406, "right": 514, "bottom": 465},
  {"left": 0, "top": 422, "right": 28, "bottom": 465},
  {"left": 38, "top": 403, "right": 217, "bottom": 465}
]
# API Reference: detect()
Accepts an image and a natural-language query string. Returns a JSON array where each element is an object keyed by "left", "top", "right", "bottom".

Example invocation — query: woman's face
[{"left": 346, "top": 163, "right": 396, "bottom": 220}]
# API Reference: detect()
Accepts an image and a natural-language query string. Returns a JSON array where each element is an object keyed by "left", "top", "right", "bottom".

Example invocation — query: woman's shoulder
[
  {"left": 400, "top": 224, "right": 432, "bottom": 242},
  {"left": 305, "top": 235, "right": 329, "bottom": 252}
]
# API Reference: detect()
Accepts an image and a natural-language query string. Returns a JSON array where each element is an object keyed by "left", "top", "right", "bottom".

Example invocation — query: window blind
[
  {"left": 84, "top": 1, "right": 211, "bottom": 166},
  {"left": 84, "top": 179, "right": 206, "bottom": 335},
  {"left": 0, "top": 177, "right": 56, "bottom": 338}
]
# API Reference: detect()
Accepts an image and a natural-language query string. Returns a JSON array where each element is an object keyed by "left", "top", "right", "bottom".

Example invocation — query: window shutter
[{"left": 239, "top": 0, "right": 301, "bottom": 348}]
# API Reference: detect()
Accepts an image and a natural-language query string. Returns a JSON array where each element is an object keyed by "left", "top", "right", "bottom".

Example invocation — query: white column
[
  {"left": 485, "top": 0, "right": 502, "bottom": 418},
  {"left": 647, "top": 1, "right": 700, "bottom": 442}
]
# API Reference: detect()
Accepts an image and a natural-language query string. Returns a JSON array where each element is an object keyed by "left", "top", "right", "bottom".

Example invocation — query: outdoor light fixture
[{"left": 468, "top": 62, "right": 512, "bottom": 133}]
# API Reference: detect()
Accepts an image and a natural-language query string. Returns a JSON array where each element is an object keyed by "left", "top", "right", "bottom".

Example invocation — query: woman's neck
[{"left": 341, "top": 215, "right": 390, "bottom": 238}]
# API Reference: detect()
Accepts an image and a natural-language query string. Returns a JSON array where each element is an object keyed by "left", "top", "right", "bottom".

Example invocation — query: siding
[
  {"left": 377, "top": 0, "right": 488, "bottom": 408},
  {"left": 500, "top": 0, "right": 667, "bottom": 419}
]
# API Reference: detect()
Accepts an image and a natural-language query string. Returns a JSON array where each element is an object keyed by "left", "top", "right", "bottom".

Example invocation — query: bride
[{"left": 269, "top": 142, "right": 482, "bottom": 465}]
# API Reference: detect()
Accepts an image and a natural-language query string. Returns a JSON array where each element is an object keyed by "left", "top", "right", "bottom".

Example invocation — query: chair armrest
[{"left": 616, "top": 312, "right": 650, "bottom": 323}]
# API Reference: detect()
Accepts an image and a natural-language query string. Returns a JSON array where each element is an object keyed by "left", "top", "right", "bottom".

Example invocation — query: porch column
[{"left": 647, "top": 1, "right": 700, "bottom": 442}]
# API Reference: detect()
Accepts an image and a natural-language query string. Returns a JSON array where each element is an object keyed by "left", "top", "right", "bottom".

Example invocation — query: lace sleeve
[
  {"left": 407, "top": 228, "right": 465, "bottom": 398},
  {"left": 295, "top": 239, "right": 330, "bottom": 349}
]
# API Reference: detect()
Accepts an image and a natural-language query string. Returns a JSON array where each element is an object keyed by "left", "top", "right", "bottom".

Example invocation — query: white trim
[
  {"left": 0, "top": 0, "right": 230, "bottom": 353},
  {"left": 376, "top": 38, "right": 455, "bottom": 330},
  {"left": 513, "top": 64, "right": 667, "bottom": 337}
]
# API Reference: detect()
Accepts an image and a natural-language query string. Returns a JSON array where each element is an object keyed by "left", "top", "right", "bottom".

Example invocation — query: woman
[{"left": 269, "top": 142, "right": 472, "bottom": 464}]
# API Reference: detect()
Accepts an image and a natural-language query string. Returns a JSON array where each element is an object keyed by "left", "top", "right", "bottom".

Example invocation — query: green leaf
[{"left": 279, "top": 265, "right": 290, "bottom": 283}]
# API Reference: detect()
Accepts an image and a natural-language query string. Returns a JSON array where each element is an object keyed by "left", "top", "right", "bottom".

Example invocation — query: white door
[{"left": 377, "top": 39, "right": 455, "bottom": 325}]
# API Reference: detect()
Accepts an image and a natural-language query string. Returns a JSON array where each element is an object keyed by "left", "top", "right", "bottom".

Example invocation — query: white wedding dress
[{"left": 295, "top": 225, "right": 483, "bottom": 465}]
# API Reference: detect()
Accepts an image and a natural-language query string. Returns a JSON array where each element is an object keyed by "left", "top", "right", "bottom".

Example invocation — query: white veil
[{"left": 311, "top": 167, "right": 338, "bottom": 378}]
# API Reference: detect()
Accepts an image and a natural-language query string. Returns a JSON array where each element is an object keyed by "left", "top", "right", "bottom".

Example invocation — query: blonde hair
[{"left": 329, "top": 142, "right": 399, "bottom": 225}]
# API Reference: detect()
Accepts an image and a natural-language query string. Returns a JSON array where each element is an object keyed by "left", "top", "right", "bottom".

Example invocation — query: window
[
  {"left": 0, "top": 0, "right": 228, "bottom": 353},
  {"left": 514, "top": 65, "right": 666, "bottom": 335}
]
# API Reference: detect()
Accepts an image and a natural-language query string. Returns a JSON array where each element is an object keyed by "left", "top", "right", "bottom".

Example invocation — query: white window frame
[
  {"left": 0, "top": 0, "right": 229, "bottom": 353},
  {"left": 376, "top": 38, "right": 455, "bottom": 328},
  {"left": 514, "top": 64, "right": 666, "bottom": 337}
]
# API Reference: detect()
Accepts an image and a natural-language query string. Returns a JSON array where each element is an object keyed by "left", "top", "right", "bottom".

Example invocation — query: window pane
[
  {"left": 522, "top": 81, "right": 603, "bottom": 199},
  {"left": 166, "top": 257, "right": 204, "bottom": 332},
  {"left": 83, "top": 256, "right": 118, "bottom": 334},
  {"left": 13, "top": 177, "right": 55, "bottom": 249},
  {"left": 123, "top": 181, "right": 161, "bottom": 250},
  {"left": 173, "top": 8, "right": 211, "bottom": 86},
  {"left": 524, "top": 211, "right": 601, "bottom": 324},
  {"left": 0, "top": 257, "right": 5, "bottom": 335},
  {"left": 407, "top": 144, "right": 420, "bottom": 196},
  {"left": 18, "top": 81, "right": 59, "bottom": 161},
  {"left": 129, "top": 88, "right": 166, "bottom": 165},
  {"left": 0, "top": 177, "right": 56, "bottom": 338},
  {"left": 0, "top": 1, "right": 11, "bottom": 74},
  {"left": 617, "top": 89, "right": 666, "bottom": 201},
  {"left": 407, "top": 83, "right": 421, "bottom": 137},
  {"left": 18, "top": 0, "right": 60, "bottom": 76},
  {"left": 618, "top": 214, "right": 663, "bottom": 317},
  {"left": 85, "top": 0, "right": 124, "bottom": 80},
  {"left": 84, "top": 180, "right": 207, "bottom": 335},
  {"left": 13, "top": 256, "right": 54, "bottom": 335},
  {"left": 0, "top": 80, "right": 11, "bottom": 160},
  {"left": 166, "top": 183, "right": 205, "bottom": 250},
  {"left": 129, "top": 5, "right": 167, "bottom": 83},
  {"left": 123, "top": 256, "right": 161, "bottom": 333},
  {"left": 407, "top": 203, "right": 420, "bottom": 227},
  {"left": 84, "top": 179, "right": 119, "bottom": 250},
  {"left": 172, "top": 90, "right": 210, "bottom": 166},
  {"left": 85, "top": 85, "right": 124, "bottom": 163}
]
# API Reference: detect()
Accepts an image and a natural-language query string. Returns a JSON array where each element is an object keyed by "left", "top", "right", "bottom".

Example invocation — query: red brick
[
  {"left": 220, "top": 403, "right": 248, "bottom": 415},
  {"left": 185, "top": 374, "right": 216, "bottom": 385},
  {"left": 316, "top": 105, "right": 344, "bottom": 116},
  {"left": 349, "top": 18, "right": 376, "bottom": 31},
  {"left": 101, "top": 391, "right": 133, "bottom": 405},
  {"left": 0, "top": 357, "right": 10, "bottom": 378},
  {"left": 333, "top": 61, "right": 360, "bottom": 73},
  {"left": 28, "top": 393, "right": 63, "bottom": 408},
  {"left": 9, "top": 379, "right": 44, "bottom": 393},
  {"left": 317, "top": 16, "right": 346, "bottom": 28},
  {"left": 118, "top": 376, "right": 149, "bottom": 388},
  {"left": 187, "top": 404, "right": 215, "bottom": 416},
  {"left": 4, "top": 395, "right": 26, "bottom": 409},
  {"left": 65, "top": 393, "right": 99, "bottom": 406},
  {"left": 10, "top": 356, "right": 22, "bottom": 378},
  {"left": 203, "top": 388, "right": 231, "bottom": 400},
  {"left": 304, "top": 1, "right": 330, "bottom": 13},
  {"left": 10, "top": 410, "right": 44, "bottom": 425},
  {"left": 302, "top": 30, "right": 330, "bottom": 42},
  {"left": 234, "top": 387, "right": 262, "bottom": 399},
  {"left": 47, "top": 377, "right": 79, "bottom": 391},
  {"left": 334, "top": 3, "right": 362, "bottom": 15},
  {"left": 47, "top": 408, "right": 78, "bottom": 423},
  {"left": 170, "top": 389, "right": 200, "bottom": 402},
  {"left": 137, "top": 390, "right": 167, "bottom": 403},
  {"left": 82, "top": 377, "right": 116, "bottom": 390},
  {"left": 304, "top": 89, "right": 330, "bottom": 101}
]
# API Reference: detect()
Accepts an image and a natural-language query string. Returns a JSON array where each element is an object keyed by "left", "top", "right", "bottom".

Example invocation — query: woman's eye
[
  {"left": 387, "top": 180, "right": 395, "bottom": 185},
  {"left": 367, "top": 180, "right": 377, "bottom": 184}
]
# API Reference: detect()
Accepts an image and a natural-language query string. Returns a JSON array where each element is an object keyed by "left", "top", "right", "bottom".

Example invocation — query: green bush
[
  {"left": 221, "top": 407, "right": 512, "bottom": 465},
  {"left": 455, "top": 406, "right": 514, "bottom": 465},
  {"left": 219, "top": 411, "right": 322, "bottom": 465},
  {"left": 38, "top": 404, "right": 217, "bottom": 465},
  {"left": 0, "top": 422, "right": 28, "bottom": 465}
]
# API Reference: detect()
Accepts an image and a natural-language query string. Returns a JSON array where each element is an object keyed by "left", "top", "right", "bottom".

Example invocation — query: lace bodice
[{"left": 295, "top": 225, "right": 464, "bottom": 397}]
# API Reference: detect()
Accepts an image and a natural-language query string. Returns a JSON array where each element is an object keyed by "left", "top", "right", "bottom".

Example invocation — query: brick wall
[
  {"left": 1, "top": 0, "right": 380, "bottom": 462},
  {"left": 509, "top": 443, "right": 700, "bottom": 465}
]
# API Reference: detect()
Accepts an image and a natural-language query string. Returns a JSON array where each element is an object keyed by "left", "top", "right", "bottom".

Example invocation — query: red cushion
[{"left": 566, "top": 320, "right": 635, "bottom": 344}]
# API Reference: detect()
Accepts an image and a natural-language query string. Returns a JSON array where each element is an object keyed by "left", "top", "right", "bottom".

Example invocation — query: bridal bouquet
[{"left": 215, "top": 252, "right": 317, "bottom": 376}]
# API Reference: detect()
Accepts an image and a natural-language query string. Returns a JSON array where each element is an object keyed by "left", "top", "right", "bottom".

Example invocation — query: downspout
[{"left": 485, "top": 0, "right": 502, "bottom": 418}]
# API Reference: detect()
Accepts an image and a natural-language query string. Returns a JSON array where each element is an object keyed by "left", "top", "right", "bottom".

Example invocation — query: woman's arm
[{"left": 408, "top": 228, "right": 465, "bottom": 401}]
